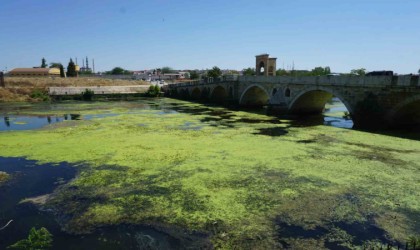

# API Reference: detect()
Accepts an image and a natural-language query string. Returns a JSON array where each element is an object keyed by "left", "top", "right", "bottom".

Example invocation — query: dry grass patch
[{"left": 5, "top": 77, "right": 148, "bottom": 88}]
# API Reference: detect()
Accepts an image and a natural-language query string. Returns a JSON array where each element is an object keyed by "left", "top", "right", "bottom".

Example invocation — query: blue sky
[{"left": 0, "top": 0, "right": 419, "bottom": 73}]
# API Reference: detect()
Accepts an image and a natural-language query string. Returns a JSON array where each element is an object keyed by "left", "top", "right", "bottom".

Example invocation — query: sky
[{"left": 0, "top": 0, "right": 419, "bottom": 74}]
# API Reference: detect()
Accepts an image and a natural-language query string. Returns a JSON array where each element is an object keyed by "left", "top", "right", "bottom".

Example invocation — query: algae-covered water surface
[{"left": 0, "top": 98, "right": 419, "bottom": 249}]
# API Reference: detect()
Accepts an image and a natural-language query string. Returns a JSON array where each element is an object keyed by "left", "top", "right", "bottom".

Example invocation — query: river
[{"left": 0, "top": 98, "right": 419, "bottom": 249}]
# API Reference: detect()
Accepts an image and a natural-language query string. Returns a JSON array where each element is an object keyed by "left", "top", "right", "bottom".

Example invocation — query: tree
[
  {"left": 59, "top": 64, "right": 65, "bottom": 78},
  {"left": 324, "top": 66, "right": 331, "bottom": 75},
  {"left": 49, "top": 62, "right": 62, "bottom": 68},
  {"left": 66, "top": 59, "right": 77, "bottom": 77},
  {"left": 242, "top": 68, "right": 255, "bottom": 76},
  {"left": 189, "top": 71, "right": 199, "bottom": 79},
  {"left": 311, "top": 66, "right": 330, "bottom": 76},
  {"left": 207, "top": 66, "right": 222, "bottom": 78},
  {"left": 79, "top": 70, "right": 93, "bottom": 75},
  {"left": 41, "top": 58, "right": 47, "bottom": 68},
  {"left": 418, "top": 68, "right": 420, "bottom": 74},
  {"left": 111, "top": 67, "right": 125, "bottom": 75},
  {"left": 276, "top": 69, "right": 289, "bottom": 76},
  {"left": 161, "top": 67, "right": 174, "bottom": 74},
  {"left": 350, "top": 68, "right": 366, "bottom": 76}
]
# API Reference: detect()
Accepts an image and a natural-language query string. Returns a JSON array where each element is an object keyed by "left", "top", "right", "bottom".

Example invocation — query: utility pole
[{"left": 0, "top": 72, "right": 4, "bottom": 88}]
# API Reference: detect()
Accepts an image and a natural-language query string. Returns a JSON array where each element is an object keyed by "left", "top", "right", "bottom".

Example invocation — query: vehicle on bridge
[{"left": 366, "top": 71, "right": 393, "bottom": 76}]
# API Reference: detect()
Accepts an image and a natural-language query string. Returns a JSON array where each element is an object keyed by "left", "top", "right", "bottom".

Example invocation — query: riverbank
[{"left": 0, "top": 77, "right": 149, "bottom": 102}]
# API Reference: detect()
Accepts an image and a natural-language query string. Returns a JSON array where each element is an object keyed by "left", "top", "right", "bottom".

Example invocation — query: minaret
[
  {"left": 92, "top": 59, "right": 95, "bottom": 73},
  {"left": 86, "top": 57, "right": 89, "bottom": 70}
]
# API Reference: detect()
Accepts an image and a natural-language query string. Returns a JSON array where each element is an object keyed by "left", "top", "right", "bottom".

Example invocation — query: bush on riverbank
[
  {"left": 145, "top": 85, "right": 162, "bottom": 97},
  {"left": 81, "top": 89, "right": 94, "bottom": 101},
  {"left": 30, "top": 89, "right": 50, "bottom": 101}
]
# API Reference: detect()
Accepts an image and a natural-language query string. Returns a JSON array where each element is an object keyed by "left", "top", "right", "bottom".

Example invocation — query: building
[
  {"left": 163, "top": 72, "right": 190, "bottom": 80},
  {"left": 9, "top": 68, "right": 61, "bottom": 77}
]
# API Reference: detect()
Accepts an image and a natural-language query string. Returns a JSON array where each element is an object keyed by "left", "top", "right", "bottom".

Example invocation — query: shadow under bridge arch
[
  {"left": 239, "top": 84, "right": 270, "bottom": 107},
  {"left": 210, "top": 85, "right": 228, "bottom": 103},
  {"left": 387, "top": 94, "right": 420, "bottom": 128},
  {"left": 190, "top": 87, "right": 201, "bottom": 100},
  {"left": 288, "top": 87, "right": 353, "bottom": 115}
]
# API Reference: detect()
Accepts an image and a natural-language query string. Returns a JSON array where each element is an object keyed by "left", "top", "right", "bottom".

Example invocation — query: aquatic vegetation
[
  {"left": 8, "top": 227, "right": 53, "bottom": 250},
  {"left": 0, "top": 99, "right": 419, "bottom": 248},
  {"left": 0, "top": 171, "right": 9, "bottom": 183}
]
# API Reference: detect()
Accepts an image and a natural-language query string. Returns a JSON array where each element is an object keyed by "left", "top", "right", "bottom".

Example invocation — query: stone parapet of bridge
[{"left": 238, "top": 75, "right": 420, "bottom": 87}]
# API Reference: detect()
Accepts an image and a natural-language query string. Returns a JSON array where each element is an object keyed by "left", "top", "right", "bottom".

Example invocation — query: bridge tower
[{"left": 255, "top": 54, "right": 277, "bottom": 76}]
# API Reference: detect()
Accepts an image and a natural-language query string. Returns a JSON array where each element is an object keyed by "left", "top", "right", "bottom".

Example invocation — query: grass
[{"left": 0, "top": 99, "right": 419, "bottom": 249}]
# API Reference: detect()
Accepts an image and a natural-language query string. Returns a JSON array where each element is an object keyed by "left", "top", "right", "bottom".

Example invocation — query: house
[{"left": 9, "top": 68, "right": 60, "bottom": 77}]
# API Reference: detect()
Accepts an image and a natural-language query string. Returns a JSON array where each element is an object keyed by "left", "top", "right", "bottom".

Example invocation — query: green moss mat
[{"left": 0, "top": 100, "right": 419, "bottom": 248}]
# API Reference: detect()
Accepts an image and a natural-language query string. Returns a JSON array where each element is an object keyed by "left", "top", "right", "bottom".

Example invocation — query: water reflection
[
  {"left": 0, "top": 115, "right": 80, "bottom": 131},
  {"left": 4, "top": 116, "right": 10, "bottom": 127}
]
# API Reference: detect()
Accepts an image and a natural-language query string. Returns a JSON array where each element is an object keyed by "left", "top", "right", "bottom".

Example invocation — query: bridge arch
[
  {"left": 201, "top": 87, "right": 210, "bottom": 99},
  {"left": 229, "top": 86, "right": 233, "bottom": 98},
  {"left": 180, "top": 88, "right": 190, "bottom": 99},
  {"left": 191, "top": 87, "right": 201, "bottom": 100},
  {"left": 210, "top": 85, "right": 227, "bottom": 103},
  {"left": 285, "top": 88, "right": 291, "bottom": 97},
  {"left": 387, "top": 94, "right": 420, "bottom": 127},
  {"left": 288, "top": 86, "right": 353, "bottom": 115},
  {"left": 239, "top": 84, "right": 270, "bottom": 106}
]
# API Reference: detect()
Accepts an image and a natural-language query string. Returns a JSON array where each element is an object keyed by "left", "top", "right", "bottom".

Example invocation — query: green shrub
[
  {"left": 146, "top": 85, "right": 161, "bottom": 97},
  {"left": 30, "top": 89, "right": 50, "bottom": 101},
  {"left": 81, "top": 89, "right": 94, "bottom": 101}
]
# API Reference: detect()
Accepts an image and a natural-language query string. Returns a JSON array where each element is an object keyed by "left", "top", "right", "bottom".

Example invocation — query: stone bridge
[{"left": 166, "top": 75, "right": 420, "bottom": 128}]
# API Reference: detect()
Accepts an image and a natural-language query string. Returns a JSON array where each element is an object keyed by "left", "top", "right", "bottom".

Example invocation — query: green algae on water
[{"left": 0, "top": 99, "right": 419, "bottom": 248}]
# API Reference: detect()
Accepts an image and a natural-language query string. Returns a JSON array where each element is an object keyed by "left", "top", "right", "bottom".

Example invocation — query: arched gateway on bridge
[{"left": 255, "top": 54, "right": 277, "bottom": 76}]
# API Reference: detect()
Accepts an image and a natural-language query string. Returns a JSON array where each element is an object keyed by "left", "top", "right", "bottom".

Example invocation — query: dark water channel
[{"left": 0, "top": 157, "right": 196, "bottom": 249}]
